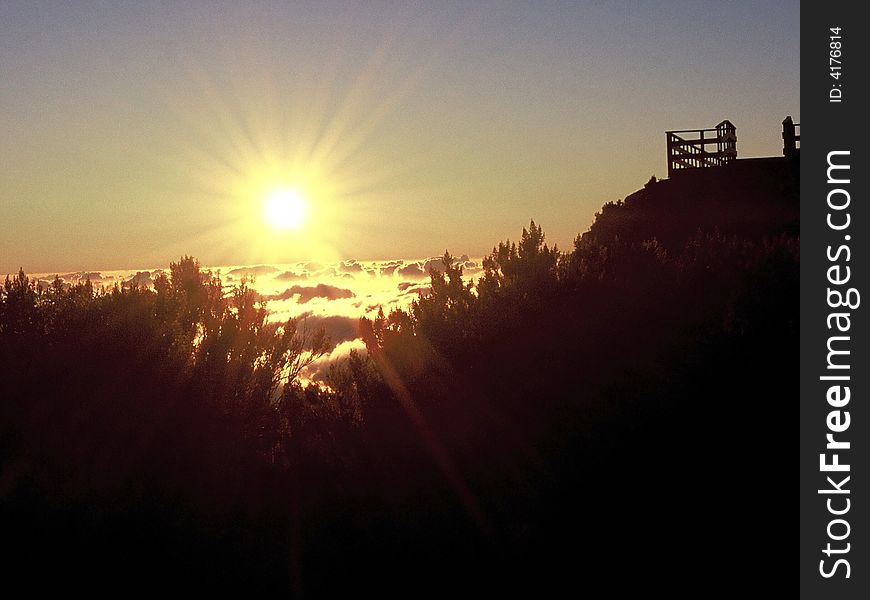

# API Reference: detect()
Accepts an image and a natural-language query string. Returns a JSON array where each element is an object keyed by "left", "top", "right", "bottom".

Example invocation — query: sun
[{"left": 264, "top": 187, "right": 307, "bottom": 231}]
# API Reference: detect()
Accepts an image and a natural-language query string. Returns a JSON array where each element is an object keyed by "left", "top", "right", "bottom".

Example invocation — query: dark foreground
[{"left": 1, "top": 161, "right": 798, "bottom": 594}]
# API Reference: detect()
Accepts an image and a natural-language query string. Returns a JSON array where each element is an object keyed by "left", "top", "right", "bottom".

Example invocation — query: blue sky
[{"left": 1, "top": 1, "right": 800, "bottom": 272}]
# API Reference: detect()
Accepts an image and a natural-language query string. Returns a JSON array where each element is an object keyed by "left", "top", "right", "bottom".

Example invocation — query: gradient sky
[{"left": 1, "top": 1, "right": 800, "bottom": 273}]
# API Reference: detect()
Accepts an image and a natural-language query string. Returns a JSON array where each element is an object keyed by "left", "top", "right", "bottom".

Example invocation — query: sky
[{"left": 1, "top": 1, "right": 800, "bottom": 273}]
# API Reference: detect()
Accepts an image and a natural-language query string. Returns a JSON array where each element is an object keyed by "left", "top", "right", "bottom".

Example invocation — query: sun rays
[{"left": 139, "top": 12, "right": 469, "bottom": 269}]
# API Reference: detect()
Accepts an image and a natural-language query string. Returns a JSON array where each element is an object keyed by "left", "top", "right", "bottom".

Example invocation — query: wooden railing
[{"left": 665, "top": 120, "right": 737, "bottom": 177}]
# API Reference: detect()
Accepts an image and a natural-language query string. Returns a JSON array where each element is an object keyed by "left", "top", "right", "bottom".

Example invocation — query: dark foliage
[{"left": 1, "top": 168, "right": 798, "bottom": 594}]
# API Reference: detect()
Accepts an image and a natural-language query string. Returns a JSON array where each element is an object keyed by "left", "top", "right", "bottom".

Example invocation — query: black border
[{"left": 801, "top": 2, "right": 869, "bottom": 597}]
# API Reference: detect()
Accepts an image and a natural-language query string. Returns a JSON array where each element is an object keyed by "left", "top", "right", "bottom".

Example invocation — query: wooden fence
[{"left": 665, "top": 120, "right": 737, "bottom": 178}]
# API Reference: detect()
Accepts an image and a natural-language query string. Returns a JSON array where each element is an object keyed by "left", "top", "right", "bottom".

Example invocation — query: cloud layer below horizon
[{"left": 26, "top": 255, "right": 483, "bottom": 380}]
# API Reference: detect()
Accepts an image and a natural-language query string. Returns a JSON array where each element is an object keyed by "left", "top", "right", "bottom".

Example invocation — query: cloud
[
  {"left": 397, "top": 263, "right": 425, "bottom": 278},
  {"left": 126, "top": 271, "right": 152, "bottom": 288},
  {"left": 275, "top": 270, "right": 309, "bottom": 281},
  {"left": 302, "top": 261, "right": 330, "bottom": 275},
  {"left": 303, "top": 338, "right": 367, "bottom": 381},
  {"left": 339, "top": 260, "right": 363, "bottom": 273},
  {"left": 267, "top": 283, "right": 355, "bottom": 303},
  {"left": 422, "top": 257, "right": 449, "bottom": 274},
  {"left": 228, "top": 265, "right": 279, "bottom": 278},
  {"left": 300, "top": 314, "right": 360, "bottom": 346},
  {"left": 58, "top": 271, "right": 104, "bottom": 282},
  {"left": 36, "top": 278, "right": 68, "bottom": 292},
  {"left": 398, "top": 282, "right": 430, "bottom": 296},
  {"left": 391, "top": 255, "right": 478, "bottom": 279}
]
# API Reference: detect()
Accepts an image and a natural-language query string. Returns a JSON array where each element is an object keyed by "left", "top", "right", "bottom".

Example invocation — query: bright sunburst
[
  {"left": 264, "top": 187, "right": 307, "bottom": 231},
  {"left": 162, "top": 22, "right": 431, "bottom": 265}
]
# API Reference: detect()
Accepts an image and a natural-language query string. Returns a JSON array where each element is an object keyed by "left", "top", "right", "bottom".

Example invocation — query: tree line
[{"left": 0, "top": 190, "right": 799, "bottom": 593}]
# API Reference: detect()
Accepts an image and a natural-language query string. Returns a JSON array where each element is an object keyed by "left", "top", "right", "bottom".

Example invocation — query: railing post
[
  {"left": 699, "top": 129, "right": 706, "bottom": 168},
  {"left": 782, "top": 116, "right": 797, "bottom": 156}
]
